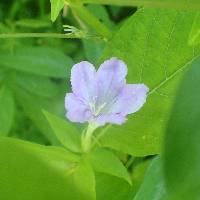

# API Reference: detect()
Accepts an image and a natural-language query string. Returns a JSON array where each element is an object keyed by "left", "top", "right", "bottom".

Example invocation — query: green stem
[
  {"left": 76, "top": 0, "right": 200, "bottom": 10},
  {"left": 82, "top": 124, "right": 96, "bottom": 153},
  {"left": 69, "top": 3, "right": 112, "bottom": 39},
  {"left": 0, "top": 33, "right": 101, "bottom": 39}
]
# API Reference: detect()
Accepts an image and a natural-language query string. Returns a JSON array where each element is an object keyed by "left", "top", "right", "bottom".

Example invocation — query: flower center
[{"left": 89, "top": 102, "right": 107, "bottom": 116}]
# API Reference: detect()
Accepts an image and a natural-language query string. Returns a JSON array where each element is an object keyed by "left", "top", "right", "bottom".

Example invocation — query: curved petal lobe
[
  {"left": 96, "top": 57, "right": 127, "bottom": 106},
  {"left": 71, "top": 61, "right": 96, "bottom": 102},
  {"left": 65, "top": 93, "right": 92, "bottom": 123},
  {"left": 110, "top": 84, "right": 149, "bottom": 115}
]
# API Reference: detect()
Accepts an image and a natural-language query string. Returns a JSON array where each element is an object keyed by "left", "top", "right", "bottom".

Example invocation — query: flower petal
[
  {"left": 110, "top": 84, "right": 149, "bottom": 115},
  {"left": 94, "top": 113, "right": 127, "bottom": 127},
  {"left": 96, "top": 57, "right": 127, "bottom": 106},
  {"left": 71, "top": 61, "right": 96, "bottom": 102},
  {"left": 65, "top": 93, "right": 92, "bottom": 123}
]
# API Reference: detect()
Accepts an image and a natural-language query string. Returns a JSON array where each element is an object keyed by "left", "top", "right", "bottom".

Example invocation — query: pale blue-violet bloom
[{"left": 65, "top": 57, "right": 149, "bottom": 129}]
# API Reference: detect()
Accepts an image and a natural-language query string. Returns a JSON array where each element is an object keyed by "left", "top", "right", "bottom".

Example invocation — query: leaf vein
[{"left": 149, "top": 54, "right": 200, "bottom": 95}]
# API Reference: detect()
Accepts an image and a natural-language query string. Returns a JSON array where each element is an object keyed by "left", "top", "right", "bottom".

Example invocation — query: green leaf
[
  {"left": 163, "top": 56, "right": 200, "bottom": 200},
  {"left": 133, "top": 156, "right": 166, "bottom": 200},
  {"left": 89, "top": 148, "right": 131, "bottom": 184},
  {"left": 96, "top": 172, "right": 133, "bottom": 200},
  {"left": 0, "top": 86, "right": 14, "bottom": 136},
  {"left": 50, "top": 0, "right": 65, "bottom": 22},
  {"left": 71, "top": 158, "right": 96, "bottom": 200},
  {"left": 43, "top": 110, "right": 81, "bottom": 153},
  {"left": 100, "top": 8, "right": 200, "bottom": 156},
  {"left": 189, "top": 13, "right": 200, "bottom": 45},
  {"left": 15, "top": 72, "right": 59, "bottom": 98},
  {"left": 0, "top": 137, "right": 88, "bottom": 200},
  {"left": 74, "top": 0, "right": 200, "bottom": 10},
  {"left": 0, "top": 138, "right": 132, "bottom": 200},
  {"left": 0, "top": 46, "right": 73, "bottom": 78},
  {"left": 130, "top": 158, "right": 151, "bottom": 195}
]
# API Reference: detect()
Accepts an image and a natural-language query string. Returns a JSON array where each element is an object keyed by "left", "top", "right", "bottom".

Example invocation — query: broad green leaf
[
  {"left": 0, "top": 138, "right": 132, "bottom": 200},
  {"left": 0, "top": 86, "right": 14, "bottom": 135},
  {"left": 76, "top": 0, "right": 200, "bottom": 10},
  {"left": 89, "top": 148, "right": 131, "bottom": 184},
  {"left": 189, "top": 13, "right": 200, "bottom": 45},
  {"left": 15, "top": 18, "right": 51, "bottom": 28},
  {"left": 0, "top": 46, "right": 73, "bottom": 78},
  {"left": 96, "top": 172, "right": 133, "bottom": 200},
  {"left": 72, "top": 158, "right": 96, "bottom": 200},
  {"left": 134, "top": 157, "right": 166, "bottom": 200},
  {"left": 15, "top": 72, "right": 59, "bottom": 98},
  {"left": 50, "top": 0, "right": 65, "bottom": 22},
  {"left": 163, "top": 56, "right": 200, "bottom": 200},
  {"left": 0, "top": 137, "right": 90, "bottom": 200},
  {"left": 43, "top": 110, "right": 81, "bottom": 153},
  {"left": 100, "top": 8, "right": 200, "bottom": 156}
]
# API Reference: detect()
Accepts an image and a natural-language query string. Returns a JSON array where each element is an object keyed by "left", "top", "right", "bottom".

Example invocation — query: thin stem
[
  {"left": 77, "top": 0, "right": 200, "bottom": 10},
  {"left": 82, "top": 124, "right": 97, "bottom": 153},
  {"left": 69, "top": 3, "right": 112, "bottom": 40},
  {"left": 0, "top": 32, "right": 102, "bottom": 40}
]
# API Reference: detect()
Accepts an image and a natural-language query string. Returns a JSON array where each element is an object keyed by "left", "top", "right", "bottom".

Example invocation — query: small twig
[
  {"left": 71, "top": 9, "right": 88, "bottom": 31},
  {"left": 0, "top": 32, "right": 103, "bottom": 40}
]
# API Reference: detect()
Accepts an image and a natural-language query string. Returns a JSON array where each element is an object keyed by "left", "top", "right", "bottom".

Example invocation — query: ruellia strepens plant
[{"left": 0, "top": 1, "right": 200, "bottom": 200}]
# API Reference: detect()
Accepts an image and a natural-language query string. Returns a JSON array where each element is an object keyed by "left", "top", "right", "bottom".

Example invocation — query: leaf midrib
[{"left": 148, "top": 53, "right": 200, "bottom": 95}]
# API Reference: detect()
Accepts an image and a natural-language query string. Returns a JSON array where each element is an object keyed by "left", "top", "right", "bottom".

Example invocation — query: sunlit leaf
[
  {"left": 50, "top": 0, "right": 65, "bottom": 22},
  {"left": 100, "top": 8, "right": 200, "bottom": 156},
  {"left": 71, "top": 158, "right": 96, "bottom": 200},
  {"left": 0, "top": 137, "right": 83, "bottom": 200},
  {"left": 89, "top": 148, "right": 131, "bottom": 184},
  {"left": 189, "top": 13, "right": 200, "bottom": 45},
  {"left": 96, "top": 172, "right": 133, "bottom": 200},
  {"left": 43, "top": 110, "right": 81, "bottom": 153}
]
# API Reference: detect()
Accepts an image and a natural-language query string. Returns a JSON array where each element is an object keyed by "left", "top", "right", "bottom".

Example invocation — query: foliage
[{"left": 0, "top": 0, "right": 200, "bottom": 199}]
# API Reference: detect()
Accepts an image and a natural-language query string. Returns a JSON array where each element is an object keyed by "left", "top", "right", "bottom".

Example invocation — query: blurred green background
[{"left": 0, "top": 0, "right": 135, "bottom": 145}]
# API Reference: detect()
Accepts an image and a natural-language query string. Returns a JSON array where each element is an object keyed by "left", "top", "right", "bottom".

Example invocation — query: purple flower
[{"left": 65, "top": 57, "right": 149, "bottom": 127}]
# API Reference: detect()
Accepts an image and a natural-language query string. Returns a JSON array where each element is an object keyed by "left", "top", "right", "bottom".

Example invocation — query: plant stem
[
  {"left": 0, "top": 33, "right": 102, "bottom": 40},
  {"left": 82, "top": 124, "right": 96, "bottom": 153},
  {"left": 69, "top": 3, "right": 112, "bottom": 39},
  {"left": 76, "top": 0, "right": 200, "bottom": 10}
]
